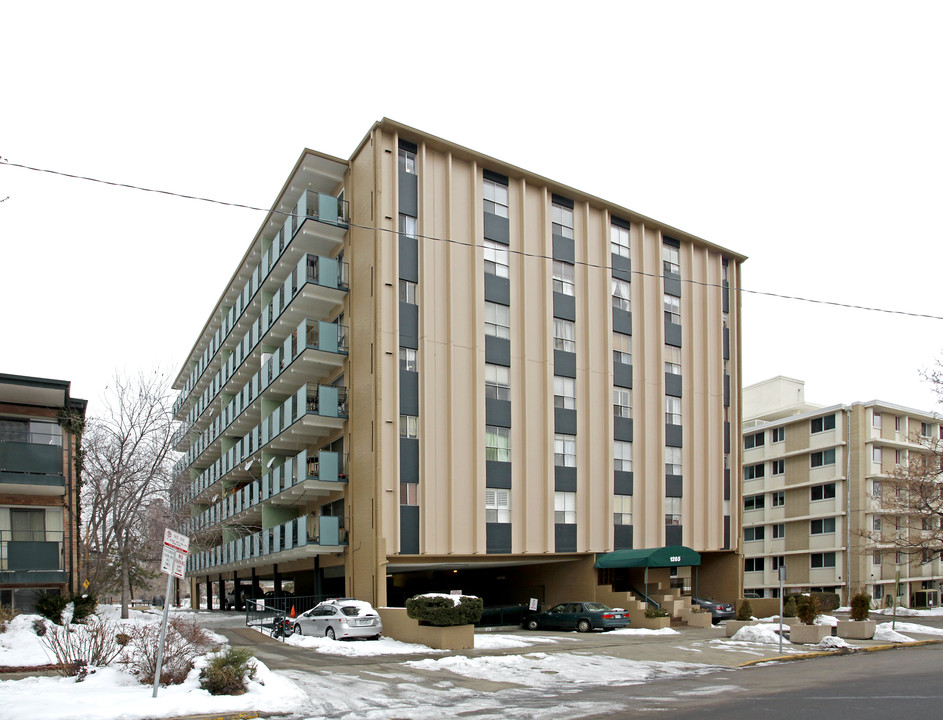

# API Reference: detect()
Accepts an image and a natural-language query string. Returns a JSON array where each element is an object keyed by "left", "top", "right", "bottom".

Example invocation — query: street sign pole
[{"left": 153, "top": 528, "right": 189, "bottom": 699}]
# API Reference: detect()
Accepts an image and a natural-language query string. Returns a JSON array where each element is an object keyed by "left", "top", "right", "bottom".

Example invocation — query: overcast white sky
[{"left": 2, "top": 1, "right": 941, "bottom": 417}]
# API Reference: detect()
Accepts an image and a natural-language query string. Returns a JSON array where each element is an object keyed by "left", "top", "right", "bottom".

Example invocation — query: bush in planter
[
  {"left": 405, "top": 594, "right": 483, "bottom": 626},
  {"left": 736, "top": 600, "right": 753, "bottom": 621},
  {"left": 795, "top": 594, "right": 820, "bottom": 625},
  {"left": 787, "top": 591, "right": 839, "bottom": 613},
  {"left": 783, "top": 596, "right": 797, "bottom": 618},
  {"left": 645, "top": 607, "right": 669, "bottom": 618},
  {"left": 850, "top": 592, "right": 872, "bottom": 621}
]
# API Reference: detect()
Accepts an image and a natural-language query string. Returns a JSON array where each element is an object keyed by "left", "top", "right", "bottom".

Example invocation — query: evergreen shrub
[
  {"left": 199, "top": 647, "right": 257, "bottom": 696},
  {"left": 736, "top": 599, "right": 753, "bottom": 621},
  {"left": 405, "top": 594, "right": 483, "bottom": 626},
  {"left": 850, "top": 592, "right": 872, "bottom": 621}
]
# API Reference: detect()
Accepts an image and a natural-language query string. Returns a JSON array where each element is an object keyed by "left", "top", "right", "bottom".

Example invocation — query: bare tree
[
  {"left": 868, "top": 434, "right": 943, "bottom": 561},
  {"left": 82, "top": 371, "right": 177, "bottom": 618}
]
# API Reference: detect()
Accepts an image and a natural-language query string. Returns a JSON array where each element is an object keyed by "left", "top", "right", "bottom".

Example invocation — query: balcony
[
  {"left": 0, "top": 529, "right": 66, "bottom": 584},
  {"left": 186, "top": 450, "right": 346, "bottom": 535},
  {"left": 0, "top": 440, "right": 65, "bottom": 495},
  {"left": 187, "top": 516, "right": 346, "bottom": 575},
  {"left": 173, "top": 191, "right": 349, "bottom": 421},
  {"left": 177, "top": 254, "right": 348, "bottom": 454}
]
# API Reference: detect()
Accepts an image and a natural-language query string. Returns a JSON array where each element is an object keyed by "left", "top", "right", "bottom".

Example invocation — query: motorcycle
[{"left": 270, "top": 613, "right": 294, "bottom": 639}]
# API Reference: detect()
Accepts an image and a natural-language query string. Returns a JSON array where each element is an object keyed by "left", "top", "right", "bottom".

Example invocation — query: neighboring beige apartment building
[
  {"left": 172, "top": 119, "right": 745, "bottom": 614},
  {"left": 742, "top": 376, "right": 943, "bottom": 606}
]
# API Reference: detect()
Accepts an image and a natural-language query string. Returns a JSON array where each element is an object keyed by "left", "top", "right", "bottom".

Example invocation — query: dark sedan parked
[
  {"left": 692, "top": 596, "right": 735, "bottom": 623},
  {"left": 523, "top": 602, "right": 631, "bottom": 632}
]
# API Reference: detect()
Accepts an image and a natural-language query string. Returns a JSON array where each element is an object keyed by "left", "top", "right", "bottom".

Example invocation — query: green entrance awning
[{"left": 594, "top": 546, "right": 701, "bottom": 569}]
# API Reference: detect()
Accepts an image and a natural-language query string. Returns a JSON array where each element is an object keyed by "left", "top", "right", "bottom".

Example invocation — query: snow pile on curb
[{"left": 729, "top": 623, "right": 790, "bottom": 645}]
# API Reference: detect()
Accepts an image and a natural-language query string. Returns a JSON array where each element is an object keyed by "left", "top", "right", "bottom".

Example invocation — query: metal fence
[{"left": 243, "top": 594, "right": 332, "bottom": 631}]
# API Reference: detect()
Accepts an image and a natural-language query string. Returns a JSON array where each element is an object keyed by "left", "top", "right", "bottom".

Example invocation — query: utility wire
[{"left": 3, "top": 157, "right": 942, "bottom": 321}]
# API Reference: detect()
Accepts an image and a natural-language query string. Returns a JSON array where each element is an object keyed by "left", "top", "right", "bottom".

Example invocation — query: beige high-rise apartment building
[
  {"left": 742, "top": 377, "right": 943, "bottom": 606},
  {"left": 172, "top": 120, "right": 745, "bottom": 615}
]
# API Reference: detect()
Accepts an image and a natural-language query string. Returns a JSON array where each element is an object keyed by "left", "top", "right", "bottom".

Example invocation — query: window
[
  {"left": 10, "top": 509, "right": 45, "bottom": 541},
  {"left": 664, "top": 294, "right": 680, "bottom": 325},
  {"left": 483, "top": 178, "right": 509, "bottom": 218},
  {"left": 744, "top": 557, "right": 765, "bottom": 573},
  {"left": 665, "top": 446, "right": 682, "bottom": 475},
  {"left": 772, "top": 490, "right": 785, "bottom": 507},
  {"left": 873, "top": 412, "right": 882, "bottom": 429},
  {"left": 872, "top": 446, "right": 883, "bottom": 464},
  {"left": 486, "top": 426, "right": 511, "bottom": 462},
  {"left": 485, "top": 489, "right": 510, "bottom": 523},
  {"left": 400, "top": 415, "right": 418, "bottom": 439},
  {"left": 811, "top": 517, "right": 836, "bottom": 535},
  {"left": 895, "top": 449, "right": 904, "bottom": 466},
  {"left": 485, "top": 302, "right": 510, "bottom": 339},
  {"left": 665, "top": 396, "right": 681, "bottom": 425},
  {"left": 611, "top": 278, "right": 631, "bottom": 311},
  {"left": 772, "top": 459, "right": 785, "bottom": 475},
  {"left": 551, "top": 202, "right": 574, "bottom": 240},
  {"left": 772, "top": 556, "right": 786, "bottom": 571},
  {"left": 555, "top": 491, "right": 576, "bottom": 524},
  {"left": 744, "top": 431, "right": 765, "bottom": 449},
  {"left": 398, "top": 147, "right": 416, "bottom": 174},
  {"left": 772, "top": 427, "right": 785, "bottom": 443},
  {"left": 872, "top": 516, "right": 882, "bottom": 532},
  {"left": 484, "top": 240, "right": 509, "bottom": 278},
  {"left": 872, "top": 480, "right": 883, "bottom": 499},
  {"left": 613, "top": 387, "right": 632, "bottom": 419},
  {"left": 613, "top": 332, "right": 631, "bottom": 366},
  {"left": 810, "top": 449, "right": 836, "bottom": 467},
  {"left": 665, "top": 497, "right": 681, "bottom": 526},
  {"left": 485, "top": 364, "right": 510, "bottom": 401},
  {"left": 662, "top": 243, "right": 680, "bottom": 275},
  {"left": 613, "top": 495, "right": 632, "bottom": 525},
  {"left": 614, "top": 441, "right": 633, "bottom": 472},
  {"left": 810, "top": 483, "right": 836, "bottom": 501},
  {"left": 744, "top": 463, "right": 766, "bottom": 481},
  {"left": 895, "top": 415, "right": 902, "bottom": 432},
  {"left": 811, "top": 414, "right": 836, "bottom": 433},
  {"left": 811, "top": 552, "right": 836, "bottom": 569},
  {"left": 772, "top": 523, "right": 785, "bottom": 539},
  {"left": 664, "top": 345, "right": 681, "bottom": 375},
  {"left": 922, "top": 422, "right": 932, "bottom": 437},
  {"left": 610, "top": 223, "right": 630, "bottom": 257},
  {"left": 400, "top": 482, "right": 418, "bottom": 505},
  {"left": 552, "top": 260, "right": 575, "bottom": 296},
  {"left": 744, "top": 526, "right": 765, "bottom": 542},
  {"left": 399, "top": 347, "right": 417, "bottom": 372},
  {"left": 398, "top": 213, "right": 417, "bottom": 238},
  {"left": 744, "top": 494, "right": 765, "bottom": 511},
  {"left": 554, "top": 433, "right": 576, "bottom": 467},
  {"left": 553, "top": 318, "right": 575, "bottom": 353},
  {"left": 399, "top": 279, "right": 417, "bottom": 304},
  {"left": 554, "top": 376, "right": 575, "bottom": 409}
]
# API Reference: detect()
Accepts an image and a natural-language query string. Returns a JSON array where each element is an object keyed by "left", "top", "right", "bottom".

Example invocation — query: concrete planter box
[
  {"left": 683, "top": 611, "right": 713, "bottom": 628},
  {"left": 836, "top": 619, "right": 876, "bottom": 640},
  {"left": 789, "top": 623, "right": 831, "bottom": 645},
  {"left": 725, "top": 620, "right": 756, "bottom": 637},
  {"left": 378, "top": 607, "right": 474, "bottom": 650},
  {"left": 632, "top": 615, "right": 671, "bottom": 630}
]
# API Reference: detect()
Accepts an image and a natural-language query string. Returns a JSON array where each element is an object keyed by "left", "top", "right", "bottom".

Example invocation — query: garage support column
[{"left": 217, "top": 573, "right": 225, "bottom": 610}]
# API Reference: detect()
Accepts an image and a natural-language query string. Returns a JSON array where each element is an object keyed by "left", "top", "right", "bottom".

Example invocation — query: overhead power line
[{"left": 3, "top": 158, "right": 941, "bottom": 321}]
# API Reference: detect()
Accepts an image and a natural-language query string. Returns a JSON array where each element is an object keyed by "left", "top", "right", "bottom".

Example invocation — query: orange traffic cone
[{"left": 290, "top": 605, "right": 296, "bottom": 618}]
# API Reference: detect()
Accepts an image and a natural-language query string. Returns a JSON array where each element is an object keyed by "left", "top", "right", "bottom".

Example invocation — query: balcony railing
[
  {"left": 187, "top": 515, "right": 346, "bottom": 574},
  {"left": 173, "top": 192, "right": 349, "bottom": 419},
  {"left": 1, "top": 529, "right": 64, "bottom": 575},
  {"left": 0, "top": 440, "right": 64, "bottom": 479},
  {"left": 179, "top": 253, "right": 349, "bottom": 451},
  {"left": 181, "top": 382, "right": 347, "bottom": 508},
  {"left": 176, "top": 318, "right": 348, "bottom": 490},
  {"left": 183, "top": 449, "right": 346, "bottom": 535}
]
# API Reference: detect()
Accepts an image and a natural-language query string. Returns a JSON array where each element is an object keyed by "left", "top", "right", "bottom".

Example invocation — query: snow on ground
[
  {"left": 729, "top": 623, "right": 791, "bottom": 646},
  {"left": 815, "top": 614, "right": 838, "bottom": 626},
  {"left": 280, "top": 630, "right": 445, "bottom": 656},
  {"left": 404, "top": 651, "right": 711, "bottom": 689},
  {"left": 818, "top": 635, "right": 856, "bottom": 650},
  {"left": 608, "top": 627, "right": 680, "bottom": 636},
  {"left": 874, "top": 624, "right": 914, "bottom": 643},
  {"left": 873, "top": 606, "right": 943, "bottom": 617},
  {"left": 880, "top": 621, "right": 943, "bottom": 636}
]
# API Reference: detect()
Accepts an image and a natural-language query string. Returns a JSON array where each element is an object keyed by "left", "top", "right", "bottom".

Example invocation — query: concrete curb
[{"left": 737, "top": 638, "right": 941, "bottom": 667}]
